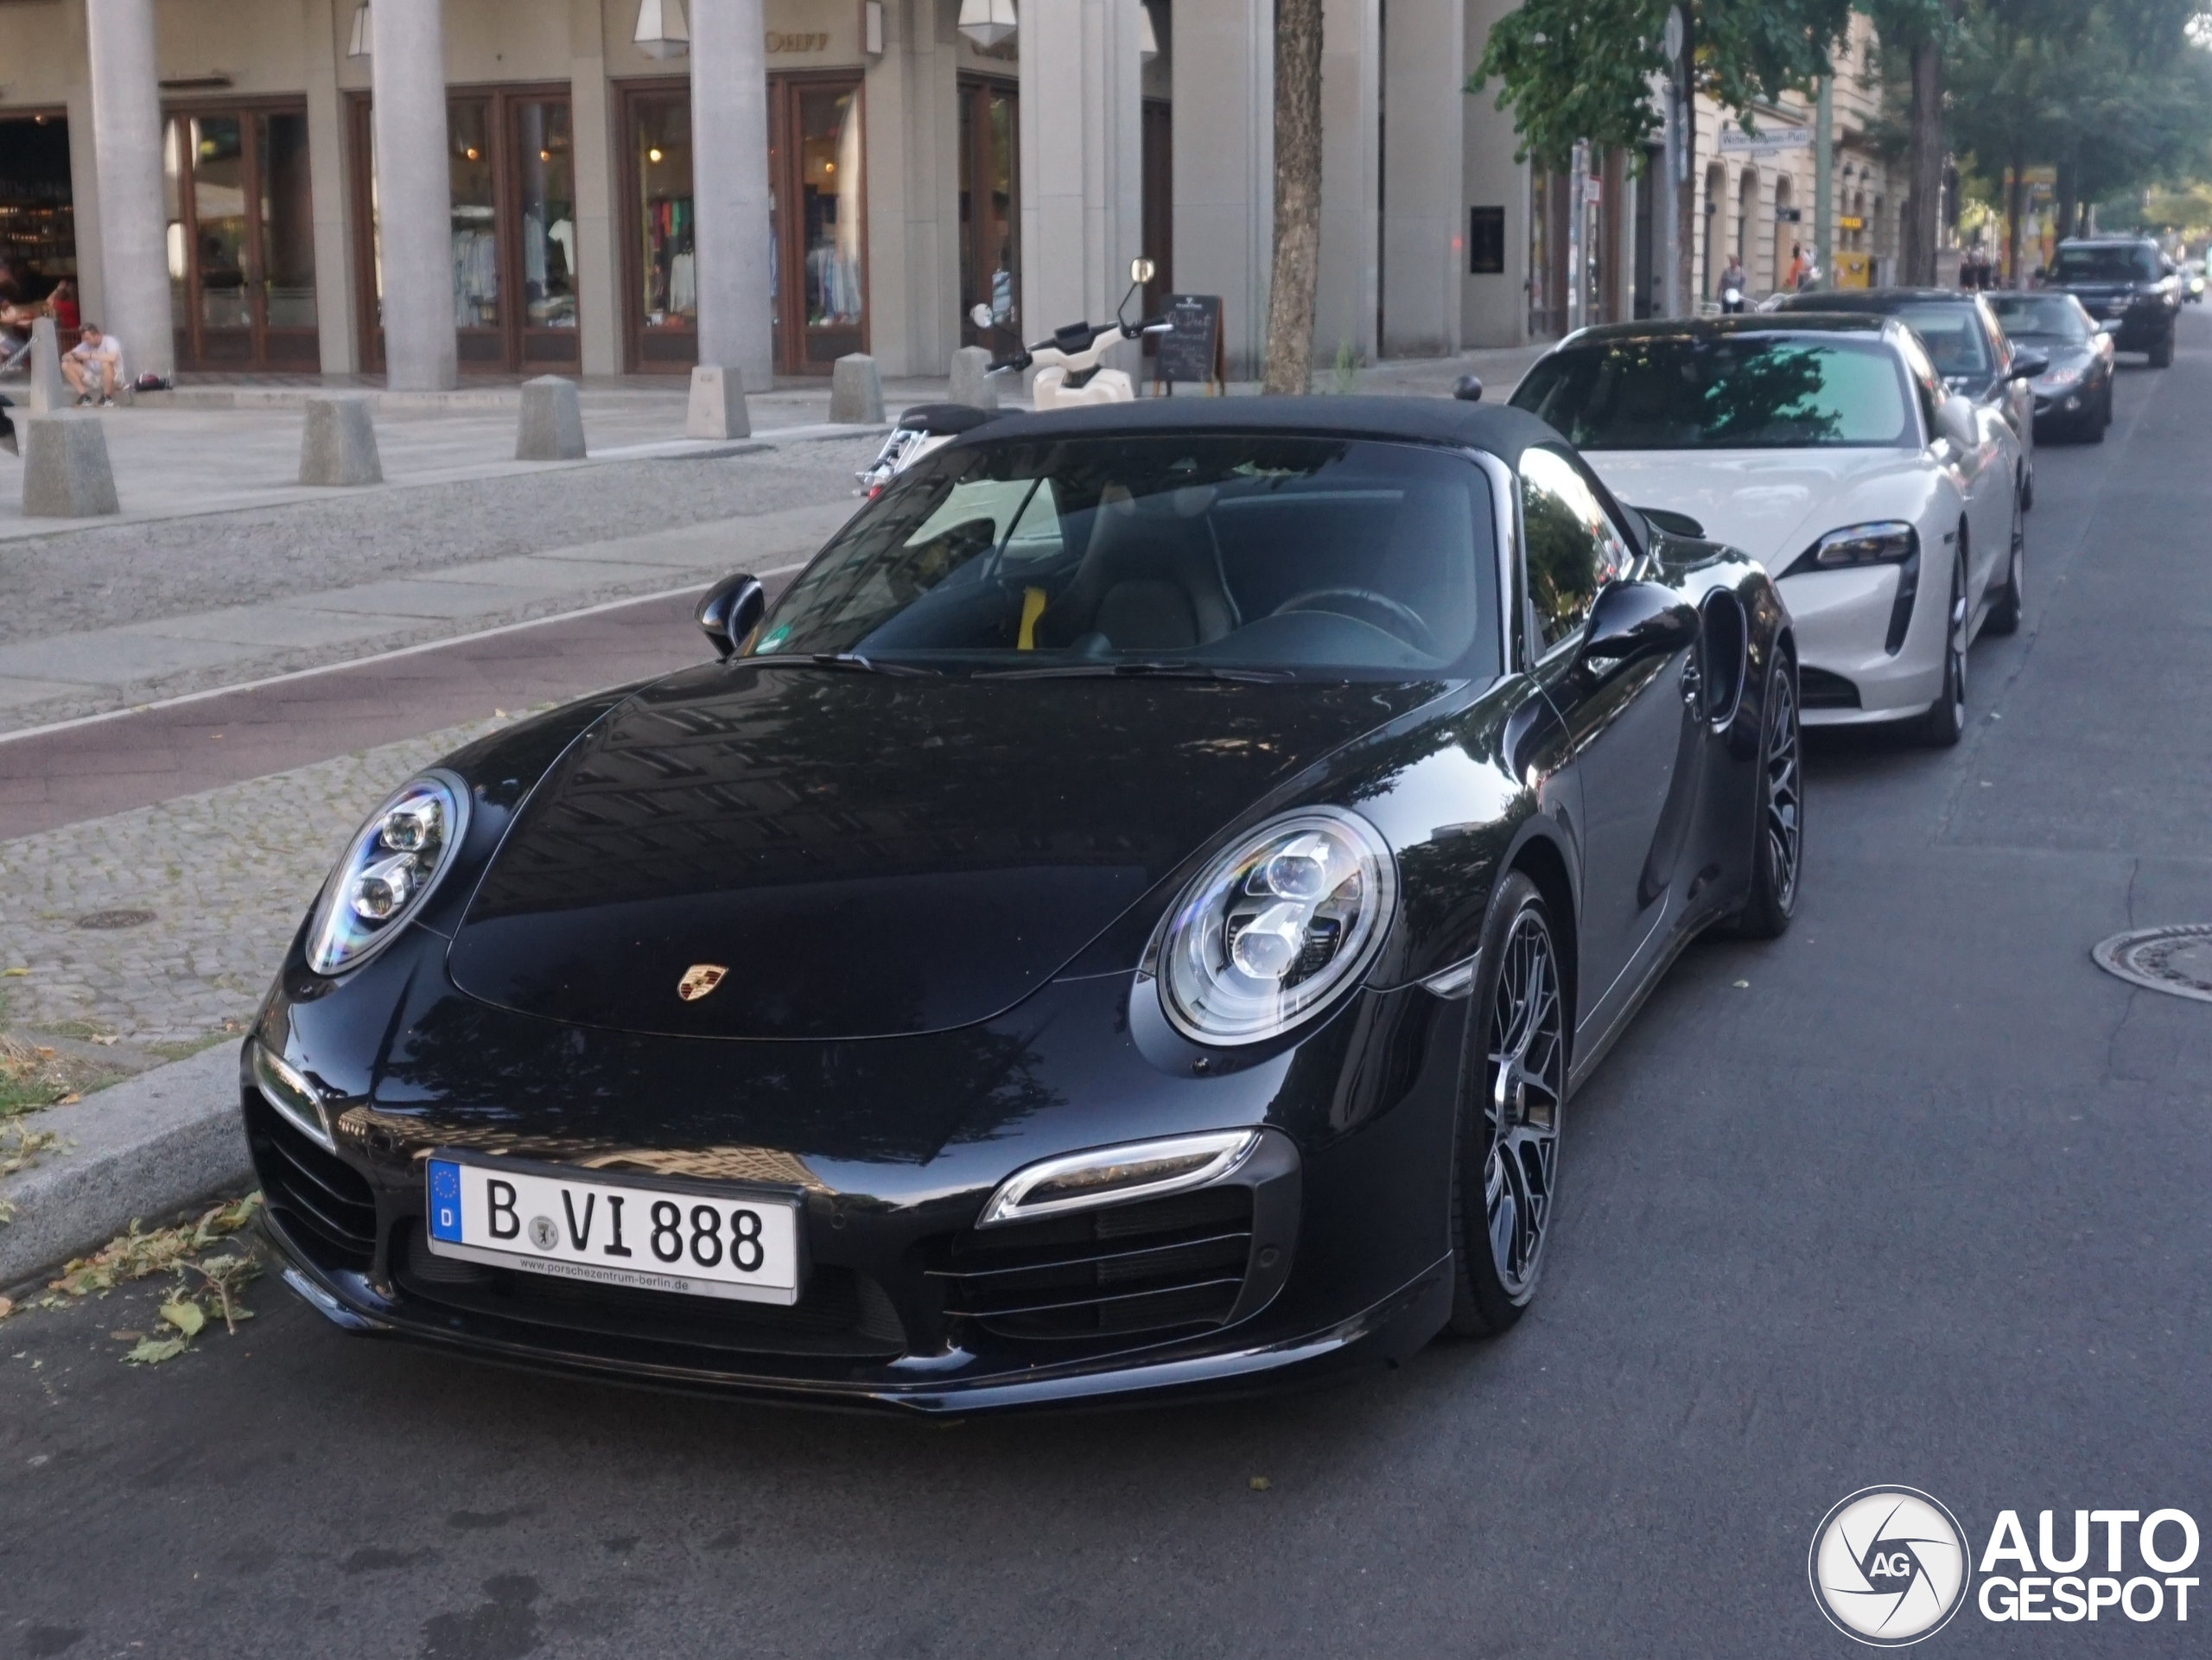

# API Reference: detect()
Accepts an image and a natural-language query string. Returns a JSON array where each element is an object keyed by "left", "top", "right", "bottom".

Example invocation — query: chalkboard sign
[{"left": 1154, "top": 294, "right": 1224, "bottom": 391}]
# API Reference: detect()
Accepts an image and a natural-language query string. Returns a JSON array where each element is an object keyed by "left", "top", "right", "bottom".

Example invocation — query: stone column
[
  {"left": 863, "top": 0, "right": 961, "bottom": 377},
  {"left": 1020, "top": 0, "right": 1144, "bottom": 360},
  {"left": 1168, "top": 0, "right": 1269, "bottom": 378},
  {"left": 1380, "top": 0, "right": 1465, "bottom": 357},
  {"left": 1317, "top": 0, "right": 1381, "bottom": 372},
  {"left": 370, "top": 0, "right": 457, "bottom": 390},
  {"left": 302, "top": 0, "right": 357, "bottom": 373},
  {"left": 84, "top": 0, "right": 174, "bottom": 379},
  {"left": 692, "top": 0, "right": 774, "bottom": 393},
  {"left": 569, "top": 0, "right": 623, "bottom": 376}
]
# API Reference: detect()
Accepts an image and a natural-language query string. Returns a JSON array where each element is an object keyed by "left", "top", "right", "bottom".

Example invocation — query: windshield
[
  {"left": 1888, "top": 304, "right": 1992, "bottom": 376},
  {"left": 1986, "top": 294, "right": 2091, "bottom": 343},
  {"left": 2052, "top": 245, "right": 2158, "bottom": 283},
  {"left": 746, "top": 436, "right": 1501, "bottom": 678},
  {"left": 1510, "top": 335, "right": 1915, "bottom": 450}
]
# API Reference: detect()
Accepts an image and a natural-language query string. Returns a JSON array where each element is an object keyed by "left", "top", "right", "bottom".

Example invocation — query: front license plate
[{"left": 424, "top": 1156, "right": 802, "bottom": 1305}]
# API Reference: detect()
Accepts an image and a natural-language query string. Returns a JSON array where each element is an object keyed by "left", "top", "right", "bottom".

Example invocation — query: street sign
[
  {"left": 1719, "top": 125, "right": 1812, "bottom": 156},
  {"left": 1663, "top": 5, "right": 1684, "bottom": 63},
  {"left": 1839, "top": 215, "right": 1865, "bottom": 231}
]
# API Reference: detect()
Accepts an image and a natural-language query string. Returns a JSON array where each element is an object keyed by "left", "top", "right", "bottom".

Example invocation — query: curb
[{"left": 0, "top": 1041, "right": 250, "bottom": 1288}]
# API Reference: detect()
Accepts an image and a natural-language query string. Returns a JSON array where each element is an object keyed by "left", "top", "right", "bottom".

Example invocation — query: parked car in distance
[
  {"left": 1773, "top": 286, "right": 2044, "bottom": 506},
  {"left": 1512, "top": 315, "right": 2024, "bottom": 747},
  {"left": 2044, "top": 238, "right": 2182, "bottom": 366},
  {"left": 1986, "top": 291, "right": 2115, "bottom": 443},
  {"left": 245, "top": 397, "right": 1804, "bottom": 1412}
]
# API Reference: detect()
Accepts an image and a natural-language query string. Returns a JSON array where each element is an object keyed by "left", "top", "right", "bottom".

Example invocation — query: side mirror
[
  {"left": 1936, "top": 393, "right": 1979, "bottom": 451},
  {"left": 1130, "top": 257, "right": 1156, "bottom": 286},
  {"left": 1579, "top": 581, "right": 1698, "bottom": 673},
  {"left": 1636, "top": 505, "right": 1706, "bottom": 539},
  {"left": 696, "top": 572, "right": 766, "bottom": 660},
  {"left": 1452, "top": 374, "right": 1484, "bottom": 402},
  {"left": 2007, "top": 348, "right": 2050, "bottom": 381},
  {"left": 969, "top": 302, "right": 995, "bottom": 331}
]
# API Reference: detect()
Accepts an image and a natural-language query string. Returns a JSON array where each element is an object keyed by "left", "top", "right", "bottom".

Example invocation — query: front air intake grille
[
  {"left": 929, "top": 1186, "right": 1255, "bottom": 1342},
  {"left": 391, "top": 1224, "right": 906, "bottom": 1359},
  {"left": 243, "top": 1092, "right": 378, "bottom": 1271},
  {"left": 1797, "top": 666, "right": 1862, "bottom": 709}
]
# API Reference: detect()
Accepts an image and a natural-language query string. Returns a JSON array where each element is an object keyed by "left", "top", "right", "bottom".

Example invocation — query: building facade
[{"left": 0, "top": 0, "right": 1897, "bottom": 389}]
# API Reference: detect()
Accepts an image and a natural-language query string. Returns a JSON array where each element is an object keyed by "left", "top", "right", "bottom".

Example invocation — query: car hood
[
  {"left": 445, "top": 663, "right": 1440, "bottom": 1041},
  {"left": 1584, "top": 448, "right": 1926, "bottom": 571}
]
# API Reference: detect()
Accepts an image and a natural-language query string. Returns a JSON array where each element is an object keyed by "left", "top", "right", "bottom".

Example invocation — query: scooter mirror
[
  {"left": 1130, "top": 257, "right": 1156, "bottom": 286},
  {"left": 969, "top": 303, "right": 995, "bottom": 330}
]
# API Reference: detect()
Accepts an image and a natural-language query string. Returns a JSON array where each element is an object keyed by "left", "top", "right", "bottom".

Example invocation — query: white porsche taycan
[{"left": 1510, "top": 315, "right": 2028, "bottom": 744}]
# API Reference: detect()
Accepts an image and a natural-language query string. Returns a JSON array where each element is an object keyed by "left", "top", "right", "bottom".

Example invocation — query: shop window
[
  {"left": 624, "top": 84, "right": 696, "bottom": 370},
  {"left": 959, "top": 78, "right": 1018, "bottom": 346},
  {"left": 771, "top": 75, "right": 865, "bottom": 374},
  {"left": 0, "top": 113, "right": 76, "bottom": 328}
]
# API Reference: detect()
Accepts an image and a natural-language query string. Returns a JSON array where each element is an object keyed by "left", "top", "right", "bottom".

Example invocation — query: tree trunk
[
  {"left": 1899, "top": 34, "right": 1944, "bottom": 285},
  {"left": 1262, "top": 0, "right": 1325, "bottom": 394},
  {"left": 2054, "top": 149, "right": 2078, "bottom": 241},
  {"left": 1674, "top": 8, "right": 1697, "bottom": 317}
]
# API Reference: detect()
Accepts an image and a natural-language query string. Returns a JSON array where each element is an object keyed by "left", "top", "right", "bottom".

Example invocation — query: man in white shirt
[{"left": 62, "top": 323, "right": 124, "bottom": 406}]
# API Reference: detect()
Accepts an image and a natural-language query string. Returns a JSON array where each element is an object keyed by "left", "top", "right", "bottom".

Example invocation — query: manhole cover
[
  {"left": 73, "top": 908, "right": 156, "bottom": 932},
  {"left": 2093, "top": 925, "right": 2212, "bottom": 1003}
]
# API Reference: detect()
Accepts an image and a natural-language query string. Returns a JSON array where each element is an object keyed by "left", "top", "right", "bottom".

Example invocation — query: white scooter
[
  {"left": 854, "top": 259, "right": 1169, "bottom": 495},
  {"left": 980, "top": 257, "right": 1171, "bottom": 408}
]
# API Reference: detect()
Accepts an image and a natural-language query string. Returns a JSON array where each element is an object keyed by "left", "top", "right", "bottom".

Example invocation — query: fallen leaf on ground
[
  {"left": 125, "top": 1336, "right": 188, "bottom": 1366},
  {"left": 1249, "top": 1476, "right": 1272, "bottom": 1491},
  {"left": 159, "top": 1300, "right": 207, "bottom": 1339},
  {"left": 0, "top": 1297, "right": 13, "bottom": 1320},
  {"left": 48, "top": 1193, "right": 263, "bottom": 1298},
  {"left": 2, "top": 968, "right": 26, "bottom": 977}
]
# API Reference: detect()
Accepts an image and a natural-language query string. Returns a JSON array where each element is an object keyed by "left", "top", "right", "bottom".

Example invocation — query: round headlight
[
  {"left": 1153, "top": 806, "right": 1397, "bottom": 1046},
  {"left": 306, "top": 772, "right": 470, "bottom": 976}
]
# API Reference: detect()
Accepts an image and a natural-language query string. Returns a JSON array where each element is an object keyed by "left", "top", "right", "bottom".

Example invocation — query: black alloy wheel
[
  {"left": 1986, "top": 484, "right": 2026, "bottom": 636},
  {"left": 1732, "top": 656, "right": 1802, "bottom": 939},
  {"left": 1916, "top": 532, "right": 1969, "bottom": 747},
  {"left": 1447, "top": 873, "right": 1567, "bottom": 1337}
]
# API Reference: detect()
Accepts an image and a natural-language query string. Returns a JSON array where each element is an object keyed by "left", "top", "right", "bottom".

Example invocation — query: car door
[
  {"left": 1520, "top": 445, "right": 1697, "bottom": 1044},
  {"left": 1900, "top": 329, "right": 1998, "bottom": 601}
]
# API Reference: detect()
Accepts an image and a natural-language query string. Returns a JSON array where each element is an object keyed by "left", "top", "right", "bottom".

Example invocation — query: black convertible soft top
[{"left": 943, "top": 393, "right": 1564, "bottom": 471}]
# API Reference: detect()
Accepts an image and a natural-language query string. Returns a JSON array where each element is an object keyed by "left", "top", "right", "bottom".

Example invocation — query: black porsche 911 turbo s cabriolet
[{"left": 245, "top": 397, "right": 1801, "bottom": 1412}]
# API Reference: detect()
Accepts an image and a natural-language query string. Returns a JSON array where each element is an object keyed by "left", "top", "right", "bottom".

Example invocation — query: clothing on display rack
[{"left": 452, "top": 227, "right": 498, "bottom": 328}]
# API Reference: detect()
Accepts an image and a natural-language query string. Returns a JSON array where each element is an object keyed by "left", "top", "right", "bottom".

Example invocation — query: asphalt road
[{"left": 5, "top": 315, "right": 2212, "bottom": 1659}]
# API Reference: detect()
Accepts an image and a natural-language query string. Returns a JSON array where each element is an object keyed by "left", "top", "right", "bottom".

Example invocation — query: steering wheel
[{"left": 1274, "top": 588, "right": 1440, "bottom": 657}]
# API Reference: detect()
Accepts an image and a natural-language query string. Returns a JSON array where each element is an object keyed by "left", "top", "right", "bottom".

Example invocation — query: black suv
[{"left": 2044, "top": 239, "right": 2181, "bottom": 366}]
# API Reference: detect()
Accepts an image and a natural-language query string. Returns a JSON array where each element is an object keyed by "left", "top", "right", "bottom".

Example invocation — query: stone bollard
[
  {"left": 28, "top": 317, "right": 68, "bottom": 414},
  {"left": 830, "top": 353, "right": 885, "bottom": 423},
  {"left": 685, "top": 364, "right": 751, "bottom": 439},
  {"left": 516, "top": 374, "right": 587, "bottom": 460},
  {"left": 949, "top": 346, "right": 998, "bottom": 410},
  {"left": 298, "top": 394, "right": 383, "bottom": 486},
  {"left": 22, "top": 412, "right": 121, "bottom": 518}
]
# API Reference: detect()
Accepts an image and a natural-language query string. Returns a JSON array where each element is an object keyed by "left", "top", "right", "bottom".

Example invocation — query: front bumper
[
  {"left": 1774, "top": 562, "right": 1946, "bottom": 726},
  {"left": 245, "top": 946, "right": 1469, "bottom": 1412}
]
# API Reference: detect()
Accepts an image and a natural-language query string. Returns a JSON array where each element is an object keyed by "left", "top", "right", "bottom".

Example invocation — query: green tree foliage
[{"left": 1469, "top": 0, "right": 1858, "bottom": 172}]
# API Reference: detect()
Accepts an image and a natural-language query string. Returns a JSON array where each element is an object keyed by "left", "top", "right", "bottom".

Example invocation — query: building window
[
  {"left": 959, "top": 77, "right": 1018, "bottom": 346},
  {"left": 624, "top": 82, "right": 695, "bottom": 370},
  {"left": 770, "top": 74, "right": 866, "bottom": 374}
]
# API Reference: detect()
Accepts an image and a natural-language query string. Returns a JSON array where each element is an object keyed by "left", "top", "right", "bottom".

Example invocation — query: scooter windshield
[{"left": 744, "top": 435, "right": 1501, "bottom": 680}]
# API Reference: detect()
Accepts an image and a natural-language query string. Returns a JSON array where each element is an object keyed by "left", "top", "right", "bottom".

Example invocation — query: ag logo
[
  {"left": 677, "top": 963, "right": 728, "bottom": 1002},
  {"left": 1810, "top": 1486, "right": 1970, "bottom": 1646}
]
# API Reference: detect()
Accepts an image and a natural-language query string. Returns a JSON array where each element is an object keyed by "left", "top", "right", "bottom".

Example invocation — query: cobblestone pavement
[
  {"left": 0, "top": 715, "right": 505, "bottom": 1045},
  {"left": 0, "top": 435, "right": 879, "bottom": 650}
]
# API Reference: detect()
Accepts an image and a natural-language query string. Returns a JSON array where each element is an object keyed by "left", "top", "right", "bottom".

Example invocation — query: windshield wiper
[
  {"left": 798, "top": 652, "right": 942, "bottom": 677},
  {"left": 975, "top": 659, "right": 1294, "bottom": 683}
]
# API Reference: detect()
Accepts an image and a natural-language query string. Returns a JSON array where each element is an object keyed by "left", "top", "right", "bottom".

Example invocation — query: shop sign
[
  {"left": 767, "top": 30, "right": 830, "bottom": 52},
  {"left": 1719, "top": 125, "right": 1811, "bottom": 156}
]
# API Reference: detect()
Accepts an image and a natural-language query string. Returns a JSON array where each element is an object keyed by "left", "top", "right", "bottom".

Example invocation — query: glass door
[
  {"left": 448, "top": 99, "right": 502, "bottom": 367},
  {"left": 958, "top": 78, "right": 1016, "bottom": 347},
  {"left": 770, "top": 74, "right": 865, "bottom": 375},
  {"left": 511, "top": 98, "right": 578, "bottom": 367},
  {"left": 620, "top": 83, "right": 696, "bottom": 371},
  {"left": 163, "top": 105, "right": 319, "bottom": 370}
]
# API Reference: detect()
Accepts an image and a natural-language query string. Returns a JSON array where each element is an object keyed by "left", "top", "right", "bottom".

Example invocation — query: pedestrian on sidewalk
[
  {"left": 61, "top": 323, "right": 124, "bottom": 407},
  {"left": 1719, "top": 254, "right": 1749, "bottom": 312},
  {"left": 1787, "top": 243, "right": 1811, "bottom": 290}
]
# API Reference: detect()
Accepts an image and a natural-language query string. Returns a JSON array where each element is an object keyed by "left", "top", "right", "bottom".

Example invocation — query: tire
[
  {"left": 1731, "top": 652, "right": 1802, "bottom": 940},
  {"left": 2085, "top": 409, "right": 2107, "bottom": 445},
  {"left": 2150, "top": 329, "right": 2175, "bottom": 369},
  {"left": 1915, "top": 536, "right": 1969, "bottom": 747},
  {"left": 1446, "top": 872, "right": 1567, "bottom": 1339},
  {"left": 1985, "top": 486, "right": 2025, "bottom": 636}
]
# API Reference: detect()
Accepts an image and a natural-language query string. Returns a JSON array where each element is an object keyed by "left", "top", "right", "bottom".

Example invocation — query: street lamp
[
  {"left": 633, "top": 0, "right": 690, "bottom": 60},
  {"left": 957, "top": 0, "right": 1017, "bottom": 49}
]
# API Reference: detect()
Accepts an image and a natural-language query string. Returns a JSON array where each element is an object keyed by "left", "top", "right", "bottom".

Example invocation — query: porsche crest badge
[{"left": 677, "top": 964, "right": 728, "bottom": 1002}]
